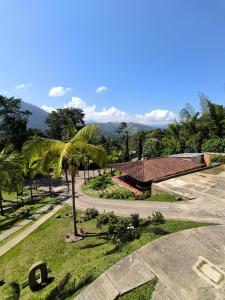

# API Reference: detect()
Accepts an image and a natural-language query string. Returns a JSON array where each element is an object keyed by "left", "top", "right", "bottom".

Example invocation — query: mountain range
[
  {"left": 21, "top": 101, "right": 48, "bottom": 130},
  {"left": 21, "top": 101, "right": 157, "bottom": 136}
]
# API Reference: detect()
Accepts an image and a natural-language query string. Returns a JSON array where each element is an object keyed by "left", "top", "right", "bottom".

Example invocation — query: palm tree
[
  {"left": 22, "top": 148, "right": 42, "bottom": 202},
  {"left": 24, "top": 125, "right": 107, "bottom": 238},
  {"left": 0, "top": 147, "right": 23, "bottom": 215}
]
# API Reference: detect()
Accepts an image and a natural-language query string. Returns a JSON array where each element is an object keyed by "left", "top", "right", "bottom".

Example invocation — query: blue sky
[{"left": 1, "top": 0, "right": 225, "bottom": 124}]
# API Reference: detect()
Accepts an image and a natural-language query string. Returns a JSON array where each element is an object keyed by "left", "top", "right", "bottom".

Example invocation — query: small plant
[
  {"left": 92, "top": 175, "right": 112, "bottom": 190},
  {"left": 100, "top": 189, "right": 134, "bottom": 199},
  {"left": 96, "top": 211, "right": 118, "bottom": 228},
  {"left": 152, "top": 225, "right": 167, "bottom": 235},
  {"left": 106, "top": 219, "right": 140, "bottom": 247},
  {"left": 130, "top": 213, "right": 140, "bottom": 227},
  {"left": 82, "top": 207, "right": 99, "bottom": 221},
  {"left": 135, "top": 191, "right": 151, "bottom": 200},
  {"left": 149, "top": 211, "right": 165, "bottom": 225}
]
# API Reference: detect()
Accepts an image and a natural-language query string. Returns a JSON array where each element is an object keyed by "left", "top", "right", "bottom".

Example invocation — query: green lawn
[
  {"left": 0, "top": 195, "right": 56, "bottom": 235},
  {"left": 118, "top": 278, "right": 157, "bottom": 300},
  {"left": 2, "top": 191, "right": 17, "bottom": 201},
  {"left": 0, "top": 205, "right": 210, "bottom": 300},
  {"left": 82, "top": 175, "right": 178, "bottom": 202}
]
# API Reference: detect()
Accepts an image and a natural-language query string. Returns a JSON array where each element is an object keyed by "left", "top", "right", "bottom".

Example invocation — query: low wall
[{"left": 112, "top": 176, "right": 143, "bottom": 195}]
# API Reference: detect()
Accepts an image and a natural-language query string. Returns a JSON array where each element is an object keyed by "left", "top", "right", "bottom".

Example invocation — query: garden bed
[
  {"left": 0, "top": 205, "right": 210, "bottom": 299},
  {"left": 82, "top": 174, "right": 178, "bottom": 202}
]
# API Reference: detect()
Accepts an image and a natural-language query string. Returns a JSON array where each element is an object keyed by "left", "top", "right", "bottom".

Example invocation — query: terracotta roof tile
[{"left": 111, "top": 157, "right": 202, "bottom": 182}]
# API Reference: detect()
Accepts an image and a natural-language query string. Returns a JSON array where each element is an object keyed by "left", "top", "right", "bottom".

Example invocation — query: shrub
[
  {"left": 149, "top": 211, "right": 165, "bottom": 225},
  {"left": 152, "top": 225, "right": 167, "bottom": 235},
  {"left": 210, "top": 154, "right": 225, "bottom": 164},
  {"left": 201, "top": 138, "right": 225, "bottom": 153},
  {"left": 82, "top": 208, "right": 99, "bottom": 221},
  {"left": 130, "top": 213, "right": 140, "bottom": 227},
  {"left": 135, "top": 191, "right": 151, "bottom": 200},
  {"left": 99, "top": 189, "right": 134, "bottom": 200},
  {"left": 107, "top": 219, "right": 140, "bottom": 246},
  {"left": 96, "top": 211, "right": 118, "bottom": 228},
  {"left": 92, "top": 175, "right": 112, "bottom": 190}
]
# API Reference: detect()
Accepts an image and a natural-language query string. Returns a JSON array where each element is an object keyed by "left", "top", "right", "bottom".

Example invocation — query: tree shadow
[
  {"left": 105, "top": 245, "right": 122, "bottom": 256},
  {"left": 80, "top": 242, "right": 106, "bottom": 249},
  {"left": 151, "top": 227, "right": 168, "bottom": 236},
  {"left": 85, "top": 232, "right": 106, "bottom": 238}
]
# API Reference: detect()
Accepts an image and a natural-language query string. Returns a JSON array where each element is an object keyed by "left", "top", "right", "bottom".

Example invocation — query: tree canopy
[
  {"left": 46, "top": 108, "right": 85, "bottom": 140},
  {"left": 0, "top": 96, "right": 31, "bottom": 150}
]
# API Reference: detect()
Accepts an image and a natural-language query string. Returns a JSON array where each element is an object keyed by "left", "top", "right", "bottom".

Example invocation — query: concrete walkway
[
  {"left": 0, "top": 201, "right": 67, "bottom": 257},
  {"left": 0, "top": 197, "right": 64, "bottom": 242},
  {"left": 75, "top": 177, "right": 225, "bottom": 224},
  {"left": 75, "top": 225, "right": 225, "bottom": 300}
]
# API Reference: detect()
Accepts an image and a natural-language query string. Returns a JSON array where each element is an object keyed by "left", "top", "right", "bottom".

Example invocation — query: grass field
[
  {"left": 0, "top": 205, "right": 210, "bottom": 300},
  {"left": 0, "top": 195, "right": 56, "bottom": 235},
  {"left": 82, "top": 175, "right": 177, "bottom": 202},
  {"left": 118, "top": 278, "right": 157, "bottom": 299}
]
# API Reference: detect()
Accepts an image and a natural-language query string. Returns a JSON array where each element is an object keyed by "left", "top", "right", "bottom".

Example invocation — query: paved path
[
  {"left": 75, "top": 177, "right": 225, "bottom": 224},
  {"left": 0, "top": 197, "right": 62, "bottom": 242},
  {"left": 75, "top": 225, "right": 225, "bottom": 300},
  {"left": 0, "top": 201, "right": 67, "bottom": 257},
  {"left": 0, "top": 183, "right": 70, "bottom": 243}
]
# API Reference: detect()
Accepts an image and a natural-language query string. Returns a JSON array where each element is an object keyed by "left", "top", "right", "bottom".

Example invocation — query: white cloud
[
  {"left": 0, "top": 90, "right": 8, "bottom": 95},
  {"left": 40, "top": 105, "right": 56, "bottom": 113},
  {"left": 49, "top": 86, "right": 71, "bottom": 97},
  {"left": 16, "top": 82, "right": 33, "bottom": 90},
  {"left": 64, "top": 97, "right": 176, "bottom": 125},
  {"left": 133, "top": 109, "right": 176, "bottom": 125},
  {"left": 16, "top": 84, "right": 25, "bottom": 89},
  {"left": 96, "top": 86, "right": 107, "bottom": 93}
]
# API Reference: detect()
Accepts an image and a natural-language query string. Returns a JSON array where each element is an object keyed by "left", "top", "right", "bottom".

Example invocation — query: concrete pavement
[
  {"left": 75, "top": 225, "right": 225, "bottom": 300},
  {"left": 75, "top": 177, "right": 225, "bottom": 224}
]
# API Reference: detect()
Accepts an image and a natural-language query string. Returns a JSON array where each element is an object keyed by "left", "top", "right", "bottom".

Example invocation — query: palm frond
[{"left": 71, "top": 124, "right": 100, "bottom": 143}]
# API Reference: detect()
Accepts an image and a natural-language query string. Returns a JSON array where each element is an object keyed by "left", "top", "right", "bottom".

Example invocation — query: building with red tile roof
[{"left": 111, "top": 157, "right": 203, "bottom": 192}]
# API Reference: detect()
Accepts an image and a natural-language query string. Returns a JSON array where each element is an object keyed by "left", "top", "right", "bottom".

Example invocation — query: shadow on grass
[
  {"left": 104, "top": 245, "right": 122, "bottom": 256},
  {"left": 80, "top": 241, "right": 107, "bottom": 249},
  {"left": 31, "top": 277, "right": 55, "bottom": 292},
  {"left": 85, "top": 232, "right": 106, "bottom": 238},
  {"left": 45, "top": 273, "right": 93, "bottom": 300}
]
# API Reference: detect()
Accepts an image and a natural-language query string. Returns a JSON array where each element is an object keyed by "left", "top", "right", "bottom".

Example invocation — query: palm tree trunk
[
  {"left": 87, "top": 160, "right": 90, "bottom": 179},
  {"left": 48, "top": 172, "right": 52, "bottom": 197},
  {"left": 29, "top": 172, "right": 33, "bottom": 202},
  {"left": 65, "top": 168, "right": 70, "bottom": 193},
  {"left": 35, "top": 179, "right": 38, "bottom": 190},
  {"left": 0, "top": 190, "right": 4, "bottom": 216},
  {"left": 83, "top": 169, "right": 86, "bottom": 185},
  {"left": 71, "top": 169, "right": 78, "bottom": 236}
]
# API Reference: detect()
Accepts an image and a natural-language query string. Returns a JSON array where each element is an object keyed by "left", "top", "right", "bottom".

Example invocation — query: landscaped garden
[
  {"left": 0, "top": 205, "right": 211, "bottom": 299},
  {"left": 0, "top": 194, "right": 57, "bottom": 236},
  {"left": 82, "top": 173, "right": 178, "bottom": 202}
]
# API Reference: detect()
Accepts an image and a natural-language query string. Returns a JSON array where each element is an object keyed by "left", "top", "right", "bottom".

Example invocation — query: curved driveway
[{"left": 75, "top": 177, "right": 225, "bottom": 224}]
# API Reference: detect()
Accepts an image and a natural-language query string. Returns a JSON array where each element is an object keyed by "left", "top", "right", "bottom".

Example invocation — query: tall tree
[
  {"left": 0, "top": 147, "right": 23, "bottom": 215},
  {"left": 24, "top": 125, "right": 107, "bottom": 238},
  {"left": 143, "top": 138, "right": 162, "bottom": 158},
  {"left": 118, "top": 122, "right": 129, "bottom": 162},
  {"left": 0, "top": 96, "right": 31, "bottom": 150},
  {"left": 46, "top": 108, "right": 85, "bottom": 140}
]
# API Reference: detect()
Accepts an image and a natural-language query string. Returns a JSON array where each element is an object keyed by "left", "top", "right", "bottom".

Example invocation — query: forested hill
[
  {"left": 20, "top": 102, "right": 157, "bottom": 135},
  {"left": 95, "top": 122, "right": 156, "bottom": 137}
]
